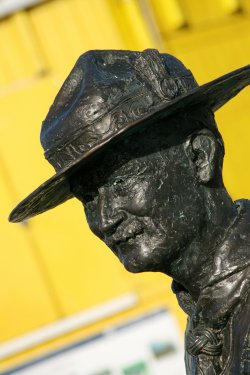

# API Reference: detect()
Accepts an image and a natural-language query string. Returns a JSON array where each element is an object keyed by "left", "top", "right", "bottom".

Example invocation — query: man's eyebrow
[{"left": 138, "top": 166, "right": 148, "bottom": 175}]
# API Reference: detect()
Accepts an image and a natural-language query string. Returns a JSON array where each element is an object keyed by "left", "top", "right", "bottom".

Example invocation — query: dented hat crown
[{"left": 41, "top": 49, "right": 198, "bottom": 172}]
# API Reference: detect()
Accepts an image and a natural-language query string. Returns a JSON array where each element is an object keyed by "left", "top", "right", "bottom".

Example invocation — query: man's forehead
[
  {"left": 74, "top": 144, "right": 164, "bottom": 193},
  {"left": 74, "top": 114, "right": 197, "bottom": 188},
  {"left": 89, "top": 148, "right": 151, "bottom": 181}
]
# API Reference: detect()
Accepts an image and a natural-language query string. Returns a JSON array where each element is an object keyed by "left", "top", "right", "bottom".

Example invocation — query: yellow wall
[{"left": 0, "top": 0, "right": 250, "bottom": 371}]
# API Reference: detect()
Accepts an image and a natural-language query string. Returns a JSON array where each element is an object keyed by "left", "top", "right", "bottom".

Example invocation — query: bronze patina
[{"left": 9, "top": 49, "right": 250, "bottom": 374}]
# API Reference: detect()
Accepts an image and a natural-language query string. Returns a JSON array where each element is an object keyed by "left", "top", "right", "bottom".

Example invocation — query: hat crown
[{"left": 40, "top": 49, "right": 198, "bottom": 172}]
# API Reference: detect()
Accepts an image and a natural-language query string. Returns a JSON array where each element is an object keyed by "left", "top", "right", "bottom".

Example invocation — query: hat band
[
  {"left": 46, "top": 92, "right": 157, "bottom": 171},
  {"left": 45, "top": 77, "right": 198, "bottom": 172}
]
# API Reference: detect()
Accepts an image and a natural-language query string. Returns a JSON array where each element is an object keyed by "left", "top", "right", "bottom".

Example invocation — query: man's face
[{"left": 70, "top": 128, "right": 206, "bottom": 275}]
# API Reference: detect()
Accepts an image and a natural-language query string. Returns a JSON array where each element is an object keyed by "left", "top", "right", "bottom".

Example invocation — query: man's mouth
[
  {"left": 103, "top": 219, "right": 144, "bottom": 246},
  {"left": 113, "top": 227, "right": 144, "bottom": 245}
]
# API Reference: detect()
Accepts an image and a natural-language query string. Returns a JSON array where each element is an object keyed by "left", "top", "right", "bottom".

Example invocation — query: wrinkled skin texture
[
  {"left": 69, "top": 112, "right": 231, "bottom": 289},
  {"left": 70, "top": 120, "right": 207, "bottom": 275},
  {"left": 73, "top": 128, "right": 204, "bottom": 272}
]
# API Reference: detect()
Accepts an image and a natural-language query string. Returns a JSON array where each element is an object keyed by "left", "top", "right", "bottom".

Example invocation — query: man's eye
[{"left": 112, "top": 178, "right": 124, "bottom": 186}]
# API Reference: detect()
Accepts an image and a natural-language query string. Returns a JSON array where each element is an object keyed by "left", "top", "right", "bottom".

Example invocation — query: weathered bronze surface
[{"left": 9, "top": 49, "right": 250, "bottom": 374}]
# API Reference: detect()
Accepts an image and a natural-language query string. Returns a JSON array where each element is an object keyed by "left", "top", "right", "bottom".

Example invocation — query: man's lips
[
  {"left": 112, "top": 227, "right": 144, "bottom": 244},
  {"left": 104, "top": 221, "right": 144, "bottom": 246}
]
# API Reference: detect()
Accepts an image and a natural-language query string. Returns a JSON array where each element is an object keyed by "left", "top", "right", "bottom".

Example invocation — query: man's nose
[{"left": 98, "top": 187, "right": 125, "bottom": 234}]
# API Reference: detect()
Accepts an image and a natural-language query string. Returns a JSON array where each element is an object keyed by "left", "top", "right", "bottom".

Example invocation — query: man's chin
[
  {"left": 111, "top": 239, "right": 167, "bottom": 273},
  {"left": 122, "top": 259, "right": 144, "bottom": 273},
  {"left": 120, "top": 254, "right": 159, "bottom": 273}
]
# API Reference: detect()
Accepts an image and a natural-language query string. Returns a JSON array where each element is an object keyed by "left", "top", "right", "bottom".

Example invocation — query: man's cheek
[{"left": 128, "top": 189, "right": 154, "bottom": 216}]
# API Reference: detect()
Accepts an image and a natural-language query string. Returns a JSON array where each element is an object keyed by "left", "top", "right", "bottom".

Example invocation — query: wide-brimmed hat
[{"left": 9, "top": 49, "right": 250, "bottom": 223}]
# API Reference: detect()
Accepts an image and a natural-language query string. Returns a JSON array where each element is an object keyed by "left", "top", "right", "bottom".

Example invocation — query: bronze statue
[{"left": 9, "top": 49, "right": 250, "bottom": 374}]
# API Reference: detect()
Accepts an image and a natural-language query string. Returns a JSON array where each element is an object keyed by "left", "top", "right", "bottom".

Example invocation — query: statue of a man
[{"left": 9, "top": 49, "right": 250, "bottom": 374}]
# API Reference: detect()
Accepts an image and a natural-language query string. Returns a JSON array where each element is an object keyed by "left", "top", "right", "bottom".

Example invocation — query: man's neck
[{"left": 166, "top": 187, "right": 236, "bottom": 302}]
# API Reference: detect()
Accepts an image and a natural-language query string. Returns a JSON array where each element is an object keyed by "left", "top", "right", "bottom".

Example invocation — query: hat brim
[{"left": 9, "top": 65, "right": 250, "bottom": 223}]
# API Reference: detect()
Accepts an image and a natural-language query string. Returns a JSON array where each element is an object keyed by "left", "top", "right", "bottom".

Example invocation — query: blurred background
[{"left": 0, "top": 0, "right": 249, "bottom": 374}]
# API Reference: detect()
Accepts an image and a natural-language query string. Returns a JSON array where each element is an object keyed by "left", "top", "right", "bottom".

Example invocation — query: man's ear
[{"left": 190, "top": 131, "right": 217, "bottom": 184}]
